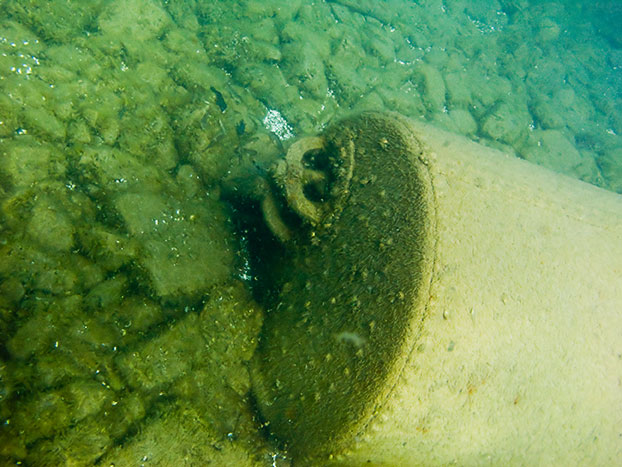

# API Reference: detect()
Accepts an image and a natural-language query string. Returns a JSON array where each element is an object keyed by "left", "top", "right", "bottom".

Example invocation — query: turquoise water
[{"left": 0, "top": 1, "right": 620, "bottom": 465}]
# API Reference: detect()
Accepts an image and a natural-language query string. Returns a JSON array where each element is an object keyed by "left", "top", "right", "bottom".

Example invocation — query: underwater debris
[{"left": 222, "top": 112, "right": 435, "bottom": 459}]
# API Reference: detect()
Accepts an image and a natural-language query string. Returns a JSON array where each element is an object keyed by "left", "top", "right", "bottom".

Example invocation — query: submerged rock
[{"left": 114, "top": 191, "right": 234, "bottom": 301}]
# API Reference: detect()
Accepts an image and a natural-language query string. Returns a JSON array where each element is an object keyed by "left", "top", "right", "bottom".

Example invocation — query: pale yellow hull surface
[{"left": 328, "top": 118, "right": 622, "bottom": 465}]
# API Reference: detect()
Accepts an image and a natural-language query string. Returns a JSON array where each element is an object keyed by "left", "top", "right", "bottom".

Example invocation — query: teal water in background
[
  {"left": 0, "top": 0, "right": 620, "bottom": 192},
  {"left": 0, "top": 1, "right": 620, "bottom": 465}
]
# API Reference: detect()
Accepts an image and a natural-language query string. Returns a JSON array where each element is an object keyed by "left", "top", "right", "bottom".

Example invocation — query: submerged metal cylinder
[{"left": 249, "top": 113, "right": 622, "bottom": 465}]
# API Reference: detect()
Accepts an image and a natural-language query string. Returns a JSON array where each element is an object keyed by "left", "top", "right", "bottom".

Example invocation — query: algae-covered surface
[{"left": 0, "top": 0, "right": 620, "bottom": 465}]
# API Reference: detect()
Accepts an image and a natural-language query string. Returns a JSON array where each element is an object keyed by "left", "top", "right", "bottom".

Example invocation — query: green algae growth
[{"left": 0, "top": 0, "right": 620, "bottom": 465}]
